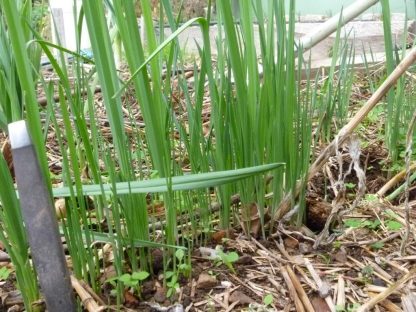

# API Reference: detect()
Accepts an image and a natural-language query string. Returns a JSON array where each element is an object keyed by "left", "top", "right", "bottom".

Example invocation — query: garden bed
[{"left": 1, "top": 64, "right": 416, "bottom": 311}]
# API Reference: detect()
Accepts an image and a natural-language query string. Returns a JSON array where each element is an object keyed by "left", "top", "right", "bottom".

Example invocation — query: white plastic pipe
[{"left": 298, "top": 0, "right": 380, "bottom": 52}]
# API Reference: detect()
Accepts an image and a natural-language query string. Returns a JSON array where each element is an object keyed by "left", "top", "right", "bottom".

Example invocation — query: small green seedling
[
  {"left": 336, "top": 302, "right": 362, "bottom": 312},
  {"left": 119, "top": 271, "right": 150, "bottom": 287},
  {"left": 165, "top": 249, "right": 191, "bottom": 298},
  {"left": 361, "top": 219, "right": 381, "bottom": 230},
  {"left": 165, "top": 271, "right": 179, "bottom": 298},
  {"left": 343, "top": 219, "right": 380, "bottom": 230},
  {"left": 383, "top": 211, "right": 403, "bottom": 230},
  {"left": 386, "top": 220, "right": 402, "bottom": 231},
  {"left": 317, "top": 253, "right": 331, "bottom": 265},
  {"left": 361, "top": 265, "right": 374, "bottom": 284},
  {"left": 343, "top": 219, "right": 362, "bottom": 228},
  {"left": 215, "top": 248, "right": 239, "bottom": 274},
  {"left": 370, "top": 241, "right": 384, "bottom": 250},
  {"left": 345, "top": 182, "right": 356, "bottom": 190},
  {"left": 364, "top": 194, "right": 378, "bottom": 202},
  {"left": 175, "top": 249, "right": 191, "bottom": 277},
  {"left": 106, "top": 271, "right": 149, "bottom": 297},
  {"left": 336, "top": 305, "right": 345, "bottom": 312},
  {"left": 333, "top": 240, "right": 342, "bottom": 249},
  {"left": 0, "top": 267, "right": 11, "bottom": 281},
  {"left": 361, "top": 265, "right": 373, "bottom": 276},
  {"left": 263, "top": 293, "right": 273, "bottom": 306}
]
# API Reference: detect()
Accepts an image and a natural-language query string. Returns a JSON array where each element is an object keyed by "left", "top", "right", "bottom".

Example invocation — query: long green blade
[{"left": 52, "top": 163, "right": 283, "bottom": 197}]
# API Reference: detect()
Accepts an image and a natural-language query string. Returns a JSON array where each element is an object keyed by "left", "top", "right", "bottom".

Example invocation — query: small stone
[
  {"left": 221, "top": 281, "right": 232, "bottom": 288},
  {"left": 54, "top": 198, "right": 66, "bottom": 219},
  {"left": 229, "top": 290, "right": 254, "bottom": 305},
  {"left": 0, "top": 251, "right": 10, "bottom": 262},
  {"left": 284, "top": 237, "right": 299, "bottom": 249},
  {"left": 196, "top": 273, "right": 217, "bottom": 289},
  {"left": 182, "top": 295, "right": 192, "bottom": 308},
  {"left": 318, "top": 281, "right": 331, "bottom": 298},
  {"left": 99, "top": 265, "right": 117, "bottom": 284},
  {"left": 141, "top": 280, "right": 155, "bottom": 297},
  {"left": 373, "top": 277, "right": 386, "bottom": 287},
  {"left": 235, "top": 254, "right": 253, "bottom": 265},
  {"left": 124, "top": 290, "right": 139, "bottom": 306},
  {"left": 299, "top": 242, "right": 312, "bottom": 254},
  {"left": 333, "top": 249, "right": 348, "bottom": 263},
  {"left": 151, "top": 249, "right": 164, "bottom": 273},
  {"left": 154, "top": 287, "right": 167, "bottom": 303}
]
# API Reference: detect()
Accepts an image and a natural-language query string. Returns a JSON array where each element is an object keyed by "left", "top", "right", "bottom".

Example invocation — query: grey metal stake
[{"left": 8, "top": 120, "right": 76, "bottom": 311}]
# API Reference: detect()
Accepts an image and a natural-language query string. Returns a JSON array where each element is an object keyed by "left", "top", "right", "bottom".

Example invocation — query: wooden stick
[
  {"left": 273, "top": 47, "right": 416, "bottom": 221},
  {"left": 286, "top": 265, "right": 316, "bottom": 312},
  {"left": 356, "top": 268, "right": 416, "bottom": 312},
  {"left": 280, "top": 265, "right": 306, "bottom": 312},
  {"left": 336, "top": 275, "right": 345, "bottom": 310},
  {"left": 78, "top": 278, "right": 107, "bottom": 306},
  {"left": 71, "top": 275, "right": 105, "bottom": 312}
]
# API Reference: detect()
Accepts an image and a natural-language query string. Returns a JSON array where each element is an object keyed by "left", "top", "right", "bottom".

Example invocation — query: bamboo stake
[{"left": 274, "top": 47, "right": 416, "bottom": 221}]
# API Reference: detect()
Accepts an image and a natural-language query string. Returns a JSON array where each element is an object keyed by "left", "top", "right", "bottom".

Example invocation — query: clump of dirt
[{"left": 306, "top": 196, "right": 332, "bottom": 232}]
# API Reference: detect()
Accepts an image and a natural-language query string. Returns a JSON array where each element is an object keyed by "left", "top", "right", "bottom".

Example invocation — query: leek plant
[
  {"left": 0, "top": 0, "right": 47, "bottom": 309},
  {"left": 25, "top": 0, "right": 285, "bottom": 304},
  {"left": 315, "top": 23, "right": 355, "bottom": 143},
  {"left": 212, "top": 0, "right": 313, "bottom": 229},
  {"left": 381, "top": 0, "right": 397, "bottom": 164},
  {"left": 377, "top": 1, "right": 415, "bottom": 170},
  {"left": 0, "top": 157, "right": 40, "bottom": 310}
]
